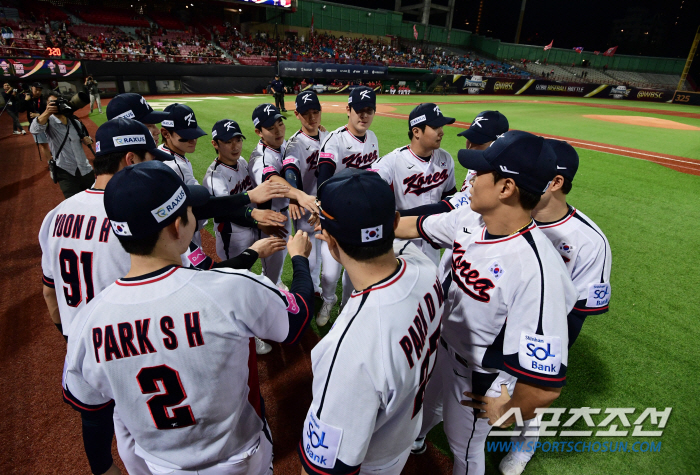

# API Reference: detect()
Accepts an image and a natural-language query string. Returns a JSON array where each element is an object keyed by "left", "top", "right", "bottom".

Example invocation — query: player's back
[
  {"left": 306, "top": 242, "right": 442, "bottom": 468},
  {"left": 65, "top": 265, "right": 291, "bottom": 470},
  {"left": 39, "top": 189, "right": 130, "bottom": 335}
]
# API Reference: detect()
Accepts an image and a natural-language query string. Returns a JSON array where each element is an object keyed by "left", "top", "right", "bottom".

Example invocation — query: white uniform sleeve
[
  {"left": 447, "top": 190, "right": 471, "bottom": 210},
  {"left": 570, "top": 239, "right": 610, "bottom": 314},
  {"left": 372, "top": 152, "right": 396, "bottom": 187},
  {"left": 39, "top": 209, "right": 56, "bottom": 286},
  {"left": 417, "top": 206, "right": 462, "bottom": 249},
  {"left": 319, "top": 132, "right": 341, "bottom": 169},
  {"left": 248, "top": 151, "right": 265, "bottom": 187},
  {"left": 282, "top": 134, "right": 302, "bottom": 172},
  {"left": 445, "top": 151, "right": 456, "bottom": 191},
  {"left": 203, "top": 166, "right": 229, "bottom": 197}
]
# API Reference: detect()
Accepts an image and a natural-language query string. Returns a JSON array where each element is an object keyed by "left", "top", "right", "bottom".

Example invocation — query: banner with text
[
  {"left": 0, "top": 58, "right": 82, "bottom": 78},
  {"left": 280, "top": 61, "right": 387, "bottom": 79}
]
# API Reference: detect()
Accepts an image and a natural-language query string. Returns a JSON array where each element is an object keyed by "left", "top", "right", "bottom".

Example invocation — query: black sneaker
[{"left": 411, "top": 436, "right": 427, "bottom": 455}]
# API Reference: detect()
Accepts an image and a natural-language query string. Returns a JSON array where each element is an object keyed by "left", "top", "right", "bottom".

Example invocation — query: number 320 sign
[{"left": 46, "top": 47, "right": 62, "bottom": 57}]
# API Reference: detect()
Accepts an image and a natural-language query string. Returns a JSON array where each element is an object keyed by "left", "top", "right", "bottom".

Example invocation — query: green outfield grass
[{"left": 90, "top": 94, "right": 700, "bottom": 474}]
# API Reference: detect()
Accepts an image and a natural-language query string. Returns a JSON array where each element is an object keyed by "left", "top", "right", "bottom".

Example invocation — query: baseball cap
[
  {"left": 457, "top": 131, "right": 556, "bottom": 195},
  {"left": 295, "top": 91, "right": 321, "bottom": 114},
  {"left": 409, "top": 103, "right": 455, "bottom": 129},
  {"left": 545, "top": 139, "right": 579, "bottom": 182},
  {"left": 252, "top": 103, "right": 286, "bottom": 129},
  {"left": 348, "top": 86, "right": 376, "bottom": 111},
  {"left": 161, "top": 103, "right": 207, "bottom": 140},
  {"left": 212, "top": 119, "right": 246, "bottom": 141},
  {"left": 31, "top": 82, "right": 43, "bottom": 88},
  {"left": 106, "top": 93, "right": 170, "bottom": 124},
  {"left": 94, "top": 118, "right": 173, "bottom": 162},
  {"left": 317, "top": 168, "right": 396, "bottom": 247},
  {"left": 457, "top": 111, "right": 509, "bottom": 144},
  {"left": 104, "top": 161, "right": 210, "bottom": 241}
]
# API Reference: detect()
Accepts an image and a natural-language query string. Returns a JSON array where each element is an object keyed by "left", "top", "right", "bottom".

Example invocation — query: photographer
[
  {"left": 30, "top": 91, "right": 95, "bottom": 199},
  {"left": 2, "top": 83, "right": 26, "bottom": 135},
  {"left": 84, "top": 76, "right": 101, "bottom": 114},
  {"left": 19, "top": 82, "right": 51, "bottom": 159}
]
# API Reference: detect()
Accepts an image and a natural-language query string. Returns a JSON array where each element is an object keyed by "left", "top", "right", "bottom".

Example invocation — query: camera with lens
[
  {"left": 50, "top": 91, "right": 90, "bottom": 116},
  {"left": 51, "top": 96, "right": 74, "bottom": 115}
]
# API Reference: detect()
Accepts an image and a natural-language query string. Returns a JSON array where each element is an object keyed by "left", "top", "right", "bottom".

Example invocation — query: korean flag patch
[
  {"left": 362, "top": 225, "right": 382, "bottom": 243},
  {"left": 110, "top": 221, "right": 132, "bottom": 237},
  {"left": 558, "top": 242, "right": 574, "bottom": 254},
  {"left": 489, "top": 261, "right": 504, "bottom": 280}
]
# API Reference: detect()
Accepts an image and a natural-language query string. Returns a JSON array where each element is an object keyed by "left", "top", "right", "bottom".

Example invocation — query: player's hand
[
  {"left": 307, "top": 212, "right": 320, "bottom": 227},
  {"left": 247, "top": 180, "right": 290, "bottom": 204},
  {"left": 251, "top": 208, "right": 287, "bottom": 226},
  {"left": 296, "top": 192, "right": 319, "bottom": 216},
  {"left": 81, "top": 136, "right": 93, "bottom": 145},
  {"left": 461, "top": 384, "right": 512, "bottom": 427},
  {"left": 249, "top": 237, "right": 286, "bottom": 259},
  {"left": 319, "top": 124, "right": 327, "bottom": 132},
  {"left": 288, "top": 202, "right": 303, "bottom": 221},
  {"left": 287, "top": 230, "right": 312, "bottom": 258},
  {"left": 259, "top": 224, "right": 289, "bottom": 239}
]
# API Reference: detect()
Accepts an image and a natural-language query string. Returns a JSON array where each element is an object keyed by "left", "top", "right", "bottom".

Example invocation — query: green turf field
[{"left": 91, "top": 94, "right": 700, "bottom": 474}]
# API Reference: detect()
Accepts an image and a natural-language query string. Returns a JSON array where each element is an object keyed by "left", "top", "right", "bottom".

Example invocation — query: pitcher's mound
[{"left": 583, "top": 115, "right": 700, "bottom": 130}]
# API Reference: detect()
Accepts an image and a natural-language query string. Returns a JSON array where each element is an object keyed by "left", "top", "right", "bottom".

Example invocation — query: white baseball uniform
[
  {"left": 507, "top": 205, "right": 612, "bottom": 463},
  {"left": 203, "top": 158, "right": 257, "bottom": 261},
  {"left": 317, "top": 126, "right": 380, "bottom": 304},
  {"left": 282, "top": 129, "right": 329, "bottom": 294},
  {"left": 374, "top": 145, "right": 455, "bottom": 265},
  {"left": 248, "top": 140, "right": 292, "bottom": 286},
  {"left": 63, "top": 265, "right": 308, "bottom": 473},
  {"left": 417, "top": 207, "right": 577, "bottom": 475},
  {"left": 158, "top": 144, "right": 206, "bottom": 247},
  {"left": 299, "top": 241, "right": 442, "bottom": 475}
]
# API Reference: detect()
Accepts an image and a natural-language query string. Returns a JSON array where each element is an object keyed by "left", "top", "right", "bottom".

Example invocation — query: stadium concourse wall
[{"left": 453, "top": 75, "right": 677, "bottom": 102}]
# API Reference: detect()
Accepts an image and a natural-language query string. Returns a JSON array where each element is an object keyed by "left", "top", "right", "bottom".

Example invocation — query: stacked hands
[{"left": 242, "top": 179, "right": 318, "bottom": 259}]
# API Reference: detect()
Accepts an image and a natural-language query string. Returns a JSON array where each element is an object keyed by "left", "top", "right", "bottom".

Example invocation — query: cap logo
[
  {"left": 348, "top": 97, "right": 352, "bottom": 103},
  {"left": 410, "top": 115, "right": 426, "bottom": 127},
  {"left": 362, "top": 225, "right": 383, "bottom": 242},
  {"left": 472, "top": 116, "right": 488, "bottom": 128},
  {"left": 360, "top": 90, "right": 371, "bottom": 100},
  {"left": 224, "top": 121, "right": 235, "bottom": 130},
  {"left": 115, "top": 110, "right": 135, "bottom": 119},
  {"left": 140, "top": 97, "right": 147, "bottom": 105},
  {"left": 95, "top": 141, "right": 101, "bottom": 153},
  {"left": 301, "top": 93, "right": 312, "bottom": 103},
  {"left": 433, "top": 105, "right": 442, "bottom": 115},
  {"left": 161, "top": 119, "right": 174, "bottom": 127},
  {"left": 499, "top": 165, "right": 520, "bottom": 175},
  {"left": 264, "top": 105, "right": 273, "bottom": 115},
  {"left": 113, "top": 135, "right": 147, "bottom": 147},
  {"left": 110, "top": 220, "right": 132, "bottom": 237},
  {"left": 557, "top": 165, "right": 567, "bottom": 170},
  {"left": 495, "top": 133, "right": 505, "bottom": 139},
  {"left": 211, "top": 130, "right": 218, "bottom": 138},
  {"left": 184, "top": 112, "right": 195, "bottom": 126},
  {"left": 151, "top": 186, "right": 187, "bottom": 223}
]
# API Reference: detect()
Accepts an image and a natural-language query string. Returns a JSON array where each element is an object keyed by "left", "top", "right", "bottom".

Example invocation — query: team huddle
[{"left": 39, "top": 86, "right": 612, "bottom": 475}]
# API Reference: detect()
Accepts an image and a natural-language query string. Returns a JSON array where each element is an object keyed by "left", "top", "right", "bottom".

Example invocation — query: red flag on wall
[
  {"left": 413, "top": 24, "right": 418, "bottom": 40},
  {"left": 603, "top": 46, "right": 618, "bottom": 56},
  {"left": 543, "top": 40, "right": 553, "bottom": 51},
  {"left": 594, "top": 51, "right": 600, "bottom": 55},
  {"left": 573, "top": 46, "right": 584, "bottom": 53}
]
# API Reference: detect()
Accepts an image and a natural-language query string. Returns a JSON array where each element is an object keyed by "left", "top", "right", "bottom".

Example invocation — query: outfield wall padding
[{"left": 453, "top": 76, "right": 676, "bottom": 103}]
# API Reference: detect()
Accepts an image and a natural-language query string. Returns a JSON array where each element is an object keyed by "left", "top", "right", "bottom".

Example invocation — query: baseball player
[
  {"left": 281, "top": 91, "right": 328, "bottom": 304},
  {"left": 248, "top": 103, "right": 319, "bottom": 289},
  {"left": 315, "top": 86, "right": 380, "bottom": 325},
  {"left": 40, "top": 119, "right": 288, "bottom": 474},
  {"left": 395, "top": 131, "right": 578, "bottom": 475},
  {"left": 62, "top": 160, "right": 315, "bottom": 474},
  {"left": 373, "top": 103, "right": 457, "bottom": 265},
  {"left": 204, "top": 118, "right": 289, "bottom": 355},
  {"left": 106, "top": 93, "right": 170, "bottom": 144},
  {"left": 298, "top": 169, "right": 443, "bottom": 475},
  {"left": 499, "top": 140, "right": 612, "bottom": 475}
]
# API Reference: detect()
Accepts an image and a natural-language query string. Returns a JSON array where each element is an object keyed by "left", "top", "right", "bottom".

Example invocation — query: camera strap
[{"left": 54, "top": 123, "right": 71, "bottom": 161}]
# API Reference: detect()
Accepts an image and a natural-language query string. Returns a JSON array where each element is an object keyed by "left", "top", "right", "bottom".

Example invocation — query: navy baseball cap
[
  {"left": 295, "top": 91, "right": 321, "bottom": 114},
  {"left": 212, "top": 119, "right": 246, "bottom": 141},
  {"left": 105, "top": 161, "right": 210, "bottom": 241},
  {"left": 317, "top": 169, "right": 396, "bottom": 247},
  {"left": 106, "top": 93, "right": 170, "bottom": 124},
  {"left": 161, "top": 103, "right": 207, "bottom": 140},
  {"left": 458, "top": 111, "right": 509, "bottom": 144},
  {"left": 458, "top": 131, "right": 557, "bottom": 195},
  {"left": 94, "top": 118, "right": 173, "bottom": 162},
  {"left": 348, "top": 86, "right": 376, "bottom": 111},
  {"left": 31, "top": 82, "right": 43, "bottom": 88},
  {"left": 545, "top": 139, "right": 579, "bottom": 182},
  {"left": 252, "top": 103, "right": 285, "bottom": 129},
  {"left": 409, "top": 103, "right": 455, "bottom": 130}
]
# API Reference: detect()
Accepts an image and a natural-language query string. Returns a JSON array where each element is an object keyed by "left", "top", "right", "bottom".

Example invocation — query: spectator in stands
[
  {"left": 84, "top": 76, "right": 101, "bottom": 114},
  {"left": 30, "top": 90, "right": 95, "bottom": 199},
  {"left": 2, "top": 83, "right": 26, "bottom": 135},
  {"left": 20, "top": 82, "right": 51, "bottom": 160}
]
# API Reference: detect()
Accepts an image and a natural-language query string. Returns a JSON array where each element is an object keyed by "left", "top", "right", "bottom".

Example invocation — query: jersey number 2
[
  {"left": 137, "top": 365, "right": 196, "bottom": 430},
  {"left": 59, "top": 249, "right": 95, "bottom": 307}
]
